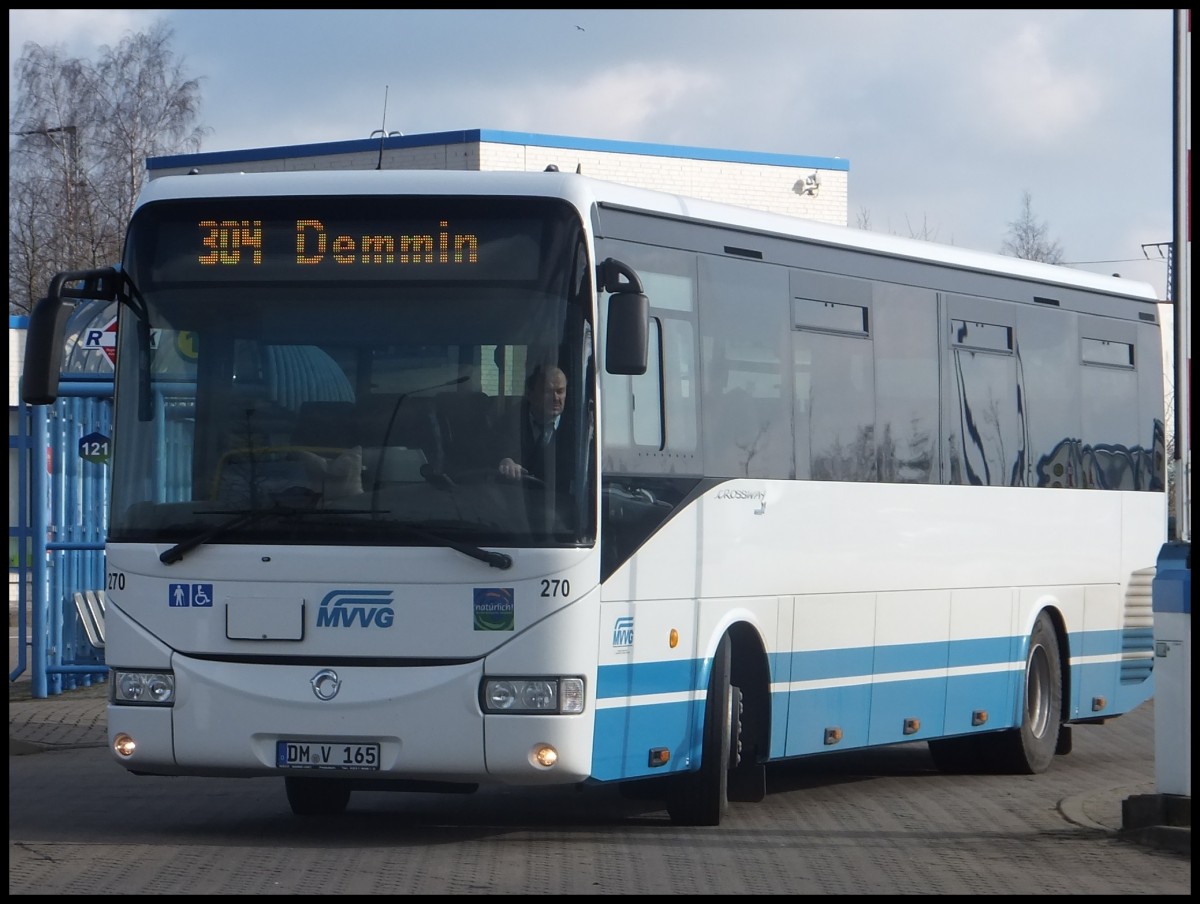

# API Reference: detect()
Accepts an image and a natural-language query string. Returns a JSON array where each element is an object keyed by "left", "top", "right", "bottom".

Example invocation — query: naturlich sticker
[{"left": 473, "top": 587, "right": 514, "bottom": 631}]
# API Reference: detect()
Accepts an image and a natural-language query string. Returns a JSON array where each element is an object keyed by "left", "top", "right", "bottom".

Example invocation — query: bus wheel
[
  {"left": 667, "top": 635, "right": 740, "bottom": 826},
  {"left": 991, "top": 611, "right": 1063, "bottom": 774},
  {"left": 929, "top": 612, "right": 1063, "bottom": 775},
  {"left": 285, "top": 777, "right": 352, "bottom": 816}
]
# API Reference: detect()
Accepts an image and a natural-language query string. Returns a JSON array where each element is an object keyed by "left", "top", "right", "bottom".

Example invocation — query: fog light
[
  {"left": 113, "top": 733, "right": 136, "bottom": 757},
  {"left": 534, "top": 745, "right": 558, "bottom": 767}
]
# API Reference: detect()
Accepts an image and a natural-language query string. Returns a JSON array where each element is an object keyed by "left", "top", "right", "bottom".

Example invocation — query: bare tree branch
[
  {"left": 8, "top": 21, "right": 211, "bottom": 314},
  {"left": 1000, "top": 190, "right": 1064, "bottom": 264}
]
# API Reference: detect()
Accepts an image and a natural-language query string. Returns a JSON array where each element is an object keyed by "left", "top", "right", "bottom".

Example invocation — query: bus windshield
[{"left": 108, "top": 194, "right": 597, "bottom": 551}]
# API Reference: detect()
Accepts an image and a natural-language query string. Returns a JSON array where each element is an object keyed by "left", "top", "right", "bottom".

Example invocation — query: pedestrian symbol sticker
[{"left": 169, "top": 583, "right": 214, "bottom": 607}]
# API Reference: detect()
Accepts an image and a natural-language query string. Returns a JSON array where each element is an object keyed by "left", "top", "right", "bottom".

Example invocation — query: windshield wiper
[
  {"left": 159, "top": 487, "right": 327, "bottom": 565},
  {"left": 160, "top": 500, "right": 512, "bottom": 570},
  {"left": 387, "top": 521, "right": 513, "bottom": 570}
]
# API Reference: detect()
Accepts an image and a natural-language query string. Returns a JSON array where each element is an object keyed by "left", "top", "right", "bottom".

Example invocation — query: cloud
[
  {"left": 201, "top": 62, "right": 718, "bottom": 152},
  {"left": 9, "top": 8, "right": 159, "bottom": 55},
  {"left": 9, "top": 8, "right": 162, "bottom": 101},
  {"left": 972, "top": 24, "right": 1105, "bottom": 150},
  {"left": 979, "top": 26, "right": 1099, "bottom": 150},
  {"left": 461, "top": 62, "right": 720, "bottom": 142}
]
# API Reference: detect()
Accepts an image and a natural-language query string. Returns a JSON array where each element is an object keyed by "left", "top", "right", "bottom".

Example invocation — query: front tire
[
  {"left": 285, "top": 777, "right": 352, "bottom": 816},
  {"left": 667, "top": 635, "right": 740, "bottom": 826}
]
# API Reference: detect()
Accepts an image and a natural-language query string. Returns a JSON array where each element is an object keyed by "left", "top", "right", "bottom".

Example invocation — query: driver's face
[{"left": 534, "top": 370, "right": 567, "bottom": 419}]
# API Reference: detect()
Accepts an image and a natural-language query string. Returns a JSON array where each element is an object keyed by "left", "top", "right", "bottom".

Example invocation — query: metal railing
[{"left": 12, "top": 375, "right": 112, "bottom": 697}]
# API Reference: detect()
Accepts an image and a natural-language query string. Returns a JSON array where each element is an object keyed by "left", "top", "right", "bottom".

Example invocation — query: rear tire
[
  {"left": 285, "top": 777, "right": 352, "bottom": 816},
  {"left": 991, "top": 611, "right": 1062, "bottom": 773},
  {"left": 667, "top": 636, "right": 740, "bottom": 826},
  {"left": 928, "top": 611, "right": 1062, "bottom": 775}
]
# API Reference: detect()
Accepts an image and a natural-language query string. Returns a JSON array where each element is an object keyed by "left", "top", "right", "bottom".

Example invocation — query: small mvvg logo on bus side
[
  {"left": 612, "top": 616, "right": 634, "bottom": 648},
  {"left": 315, "top": 589, "right": 396, "bottom": 628}
]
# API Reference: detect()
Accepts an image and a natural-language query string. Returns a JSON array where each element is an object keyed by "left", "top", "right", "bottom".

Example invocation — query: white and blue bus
[{"left": 22, "top": 169, "right": 1166, "bottom": 825}]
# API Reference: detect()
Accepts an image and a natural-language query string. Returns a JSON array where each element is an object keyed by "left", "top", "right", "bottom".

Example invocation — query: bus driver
[{"left": 495, "top": 364, "right": 568, "bottom": 484}]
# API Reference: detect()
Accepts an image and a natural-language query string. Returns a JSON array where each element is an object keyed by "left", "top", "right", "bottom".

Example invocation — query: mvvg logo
[
  {"left": 612, "top": 616, "right": 634, "bottom": 648},
  {"left": 316, "top": 589, "right": 395, "bottom": 628}
]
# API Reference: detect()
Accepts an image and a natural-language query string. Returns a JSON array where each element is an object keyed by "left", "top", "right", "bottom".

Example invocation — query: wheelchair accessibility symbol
[{"left": 168, "top": 583, "right": 214, "bottom": 608}]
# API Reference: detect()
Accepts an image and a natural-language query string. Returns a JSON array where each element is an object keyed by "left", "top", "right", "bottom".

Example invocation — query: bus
[{"left": 21, "top": 169, "right": 1166, "bottom": 826}]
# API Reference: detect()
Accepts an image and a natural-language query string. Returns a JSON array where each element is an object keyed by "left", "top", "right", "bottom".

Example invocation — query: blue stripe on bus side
[
  {"left": 596, "top": 630, "right": 1137, "bottom": 702},
  {"left": 591, "top": 629, "right": 1145, "bottom": 780},
  {"left": 948, "top": 635, "right": 1021, "bottom": 667},
  {"left": 780, "top": 645, "right": 874, "bottom": 680},
  {"left": 595, "top": 657, "right": 700, "bottom": 699},
  {"left": 593, "top": 701, "right": 697, "bottom": 781},
  {"left": 593, "top": 660, "right": 704, "bottom": 782}
]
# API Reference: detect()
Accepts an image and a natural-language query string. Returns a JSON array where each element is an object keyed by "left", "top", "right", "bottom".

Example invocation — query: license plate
[{"left": 276, "top": 740, "right": 380, "bottom": 771}]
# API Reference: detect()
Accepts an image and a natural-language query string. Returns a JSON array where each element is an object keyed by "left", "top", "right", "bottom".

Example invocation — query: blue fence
[{"left": 11, "top": 375, "right": 113, "bottom": 697}]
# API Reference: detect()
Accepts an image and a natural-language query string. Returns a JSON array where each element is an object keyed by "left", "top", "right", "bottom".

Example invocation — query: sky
[{"left": 8, "top": 8, "right": 1179, "bottom": 309}]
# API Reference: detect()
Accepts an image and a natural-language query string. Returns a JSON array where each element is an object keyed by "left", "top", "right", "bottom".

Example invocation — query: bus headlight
[
  {"left": 112, "top": 670, "right": 176, "bottom": 705},
  {"left": 481, "top": 677, "right": 584, "bottom": 714}
]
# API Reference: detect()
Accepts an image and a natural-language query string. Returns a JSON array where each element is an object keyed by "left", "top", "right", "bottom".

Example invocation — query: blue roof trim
[
  {"left": 475, "top": 129, "right": 847, "bottom": 170},
  {"left": 147, "top": 128, "right": 848, "bottom": 172},
  {"left": 10, "top": 315, "right": 30, "bottom": 328}
]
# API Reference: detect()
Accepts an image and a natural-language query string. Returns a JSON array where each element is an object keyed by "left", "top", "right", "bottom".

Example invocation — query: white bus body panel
[{"left": 596, "top": 479, "right": 1163, "bottom": 770}]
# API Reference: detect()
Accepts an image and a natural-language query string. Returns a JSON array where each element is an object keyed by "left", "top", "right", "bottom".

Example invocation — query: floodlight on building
[{"left": 793, "top": 171, "right": 821, "bottom": 197}]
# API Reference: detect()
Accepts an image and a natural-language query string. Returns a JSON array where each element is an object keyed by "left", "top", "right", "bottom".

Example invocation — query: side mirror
[
  {"left": 21, "top": 267, "right": 122, "bottom": 405},
  {"left": 21, "top": 296, "right": 72, "bottom": 404},
  {"left": 605, "top": 291, "right": 649, "bottom": 375},
  {"left": 597, "top": 258, "right": 649, "bottom": 376}
]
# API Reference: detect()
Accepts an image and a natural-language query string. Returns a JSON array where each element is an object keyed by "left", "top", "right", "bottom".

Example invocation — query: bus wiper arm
[
  {"left": 159, "top": 488, "right": 327, "bottom": 565},
  {"left": 160, "top": 508, "right": 275, "bottom": 565},
  {"left": 162, "top": 511, "right": 512, "bottom": 570},
  {"left": 394, "top": 522, "right": 513, "bottom": 570}
]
